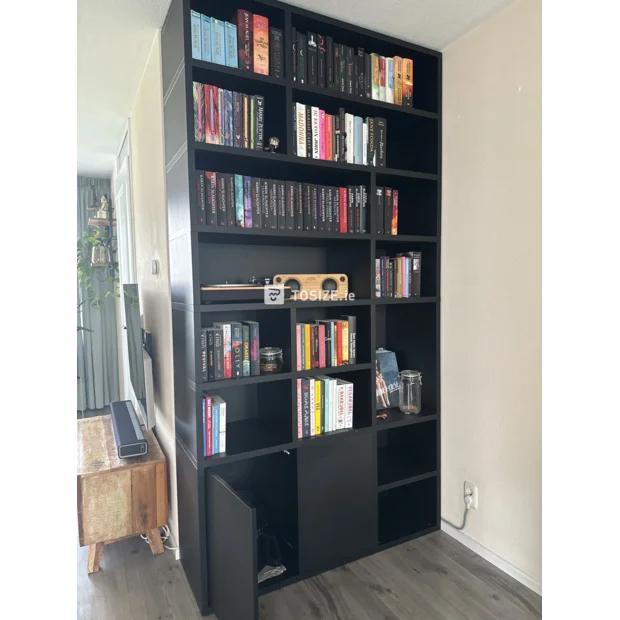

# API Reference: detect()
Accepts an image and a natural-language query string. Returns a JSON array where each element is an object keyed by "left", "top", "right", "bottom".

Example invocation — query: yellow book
[
  {"left": 315, "top": 379, "right": 322, "bottom": 435},
  {"left": 304, "top": 324, "right": 311, "bottom": 370},
  {"left": 341, "top": 320, "right": 349, "bottom": 365}
]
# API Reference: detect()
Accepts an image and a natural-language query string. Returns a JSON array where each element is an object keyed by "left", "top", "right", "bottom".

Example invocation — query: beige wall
[
  {"left": 441, "top": 0, "right": 541, "bottom": 587},
  {"left": 128, "top": 31, "right": 178, "bottom": 543}
]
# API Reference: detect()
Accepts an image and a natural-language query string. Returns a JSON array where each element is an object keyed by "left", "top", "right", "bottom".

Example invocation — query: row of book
[
  {"left": 294, "top": 103, "right": 387, "bottom": 167},
  {"left": 375, "top": 253, "right": 422, "bottom": 298},
  {"left": 375, "top": 187, "right": 399, "bottom": 235},
  {"left": 190, "top": 9, "right": 282, "bottom": 78},
  {"left": 203, "top": 394, "right": 227, "bottom": 457},
  {"left": 297, "top": 377, "right": 354, "bottom": 438},
  {"left": 193, "top": 82, "right": 265, "bottom": 149},
  {"left": 197, "top": 171, "right": 369, "bottom": 233},
  {"left": 200, "top": 321, "right": 260, "bottom": 382},
  {"left": 296, "top": 316, "right": 357, "bottom": 371},
  {"left": 292, "top": 28, "right": 414, "bottom": 107}
]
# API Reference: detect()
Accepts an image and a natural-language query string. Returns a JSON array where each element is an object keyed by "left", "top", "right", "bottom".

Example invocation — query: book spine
[
  {"left": 225, "top": 22, "right": 238, "bottom": 68},
  {"left": 201, "top": 16, "right": 212, "bottom": 63},
  {"left": 354, "top": 116, "right": 363, "bottom": 165},
  {"left": 334, "top": 44, "right": 341, "bottom": 91},
  {"left": 333, "top": 187, "right": 340, "bottom": 231},
  {"left": 212, "top": 19, "right": 226, "bottom": 65},
  {"left": 249, "top": 96, "right": 255, "bottom": 149},
  {"left": 205, "top": 396, "right": 213, "bottom": 456},
  {"left": 285, "top": 181, "right": 295, "bottom": 230},
  {"left": 355, "top": 185, "right": 362, "bottom": 233},
  {"left": 318, "top": 34, "right": 326, "bottom": 87},
  {"left": 365, "top": 52, "right": 372, "bottom": 98},
  {"left": 242, "top": 325, "right": 250, "bottom": 376},
  {"left": 212, "top": 396, "right": 219, "bottom": 455},
  {"left": 318, "top": 186, "right": 326, "bottom": 232},
  {"left": 318, "top": 324, "right": 326, "bottom": 368},
  {"left": 231, "top": 323, "right": 242, "bottom": 378},
  {"left": 339, "top": 187, "right": 347, "bottom": 233},
  {"left": 301, "top": 378, "right": 311, "bottom": 437},
  {"left": 196, "top": 171, "right": 206, "bottom": 224},
  {"left": 315, "top": 380, "right": 321, "bottom": 435},
  {"left": 260, "top": 178, "right": 269, "bottom": 228},
  {"left": 216, "top": 173, "right": 226, "bottom": 226},
  {"left": 213, "top": 328, "right": 224, "bottom": 379},
  {"left": 376, "top": 186, "right": 384, "bottom": 233},
  {"left": 218, "top": 323, "right": 232, "bottom": 378},
  {"left": 385, "top": 187, "right": 392, "bottom": 235},
  {"left": 243, "top": 176, "right": 252, "bottom": 228},
  {"left": 225, "top": 89, "right": 233, "bottom": 146},
  {"left": 341, "top": 320, "right": 349, "bottom": 364},
  {"left": 200, "top": 328, "right": 208, "bottom": 381},
  {"left": 244, "top": 321, "right": 260, "bottom": 375},
  {"left": 345, "top": 383, "right": 353, "bottom": 429},
  {"left": 345, "top": 113, "right": 354, "bottom": 164},
  {"left": 376, "top": 117, "right": 387, "bottom": 167},
  {"left": 386, "top": 57, "right": 394, "bottom": 103},
  {"left": 297, "top": 378, "right": 302, "bottom": 438},
  {"left": 307, "top": 33, "right": 317, "bottom": 85},
  {"left": 403, "top": 58, "right": 413, "bottom": 107},
  {"left": 225, "top": 173, "right": 235, "bottom": 226},
  {"left": 394, "top": 56, "right": 403, "bottom": 105},
  {"left": 325, "top": 114, "right": 333, "bottom": 161},
  {"left": 371, "top": 54, "right": 380, "bottom": 100},
  {"left": 191, "top": 11, "right": 202, "bottom": 60},
  {"left": 297, "top": 32, "right": 307, "bottom": 84},
  {"left": 193, "top": 82, "right": 204, "bottom": 142},
  {"left": 219, "top": 400, "right": 226, "bottom": 453},
  {"left": 302, "top": 182, "right": 312, "bottom": 231},
  {"left": 304, "top": 324, "right": 311, "bottom": 369},
  {"left": 392, "top": 189, "right": 398, "bottom": 235},
  {"left": 294, "top": 181, "right": 303, "bottom": 230},
  {"left": 277, "top": 181, "right": 286, "bottom": 230},
  {"left": 347, "top": 186, "right": 355, "bottom": 233},
  {"left": 204, "top": 85, "right": 213, "bottom": 143},
  {"left": 296, "top": 102, "right": 306, "bottom": 157},
  {"left": 255, "top": 95, "right": 265, "bottom": 150},
  {"left": 345, "top": 315, "right": 356, "bottom": 364},
  {"left": 333, "top": 113, "right": 340, "bottom": 162},
  {"left": 235, "top": 174, "right": 244, "bottom": 227},
  {"left": 362, "top": 185, "right": 368, "bottom": 233},
  {"left": 233, "top": 92, "right": 242, "bottom": 148},
  {"left": 362, "top": 121, "right": 368, "bottom": 166},
  {"left": 309, "top": 378, "right": 316, "bottom": 435},
  {"left": 338, "top": 44, "right": 346, "bottom": 92},
  {"left": 310, "top": 184, "right": 318, "bottom": 231},
  {"left": 242, "top": 93, "right": 249, "bottom": 148},
  {"left": 335, "top": 321, "right": 343, "bottom": 365},
  {"left": 311, "top": 107, "right": 320, "bottom": 159},
  {"left": 375, "top": 259, "right": 381, "bottom": 297},
  {"left": 306, "top": 104, "right": 313, "bottom": 158},
  {"left": 319, "top": 110, "right": 326, "bottom": 160},
  {"left": 346, "top": 46, "right": 354, "bottom": 94},
  {"left": 202, "top": 398, "right": 207, "bottom": 456},
  {"left": 326, "top": 36, "right": 334, "bottom": 88},
  {"left": 234, "top": 9, "right": 252, "bottom": 71},
  {"left": 379, "top": 56, "right": 386, "bottom": 101},
  {"left": 251, "top": 177, "right": 261, "bottom": 227},
  {"left": 269, "top": 27, "right": 282, "bottom": 78},
  {"left": 326, "top": 186, "right": 333, "bottom": 232},
  {"left": 367, "top": 117, "right": 375, "bottom": 166},
  {"left": 292, "top": 26, "right": 297, "bottom": 81},
  {"left": 267, "top": 179, "right": 277, "bottom": 229},
  {"left": 253, "top": 14, "right": 269, "bottom": 75},
  {"left": 206, "top": 328, "right": 215, "bottom": 381},
  {"left": 296, "top": 324, "right": 302, "bottom": 371},
  {"left": 357, "top": 47, "right": 365, "bottom": 97},
  {"left": 218, "top": 88, "right": 224, "bottom": 144},
  {"left": 337, "top": 383, "right": 346, "bottom": 429}
]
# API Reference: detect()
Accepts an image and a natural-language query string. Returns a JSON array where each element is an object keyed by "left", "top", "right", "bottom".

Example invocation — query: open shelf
[
  {"left": 376, "top": 407, "right": 437, "bottom": 429},
  {"left": 192, "top": 59, "right": 287, "bottom": 87}
]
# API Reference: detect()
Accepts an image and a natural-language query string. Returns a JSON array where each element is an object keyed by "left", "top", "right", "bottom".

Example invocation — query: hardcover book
[
  {"left": 212, "top": 19, "right": 226, "bottom": 65},
  {"left": 302, "top": 182, "right": 312, "bottom": 230},
  {"left": 376, "top": 186, "right": 384, "bottom": 234},
  {"left": 225, "top": 173, "right": 235, "bottom": 226},
  {"left": 243, "top": 321, "right": 260, "bottom": 375},
  {"left": 268, "top": 179, "right": 278, "bottom": 229},
  {"left": 297, "top": 378, "right": 302, "bottom": 438},
  {"left": 364, "top": 52, "right": 372, "bottom": 98},
  {"left": 230, "top": 322, "right": 243, "bottom": 378},
  {"left": 254, "top": 95, "right": 265, "bottom": 150},
  {"left": 371, "top": 54, "right": 380, "bottom": 100},
  {"left": 269, "top": 27, "right": 282, "bottom": 78},
  {"left": 216, "top": 173, "right": 226, "bottom": 226},
  {"left": 200, "top": 328, "right": 208, "bottom": 381},
  {"left": 193, "top": 82, "right": 204, "bottom": 141},
  {"left": 346, "top": 46, "right": 354, "bottom": 94},
  {"left": 243, "top": 176, "right": 252, "bottom": 228},
  {"left": 333, "top": 186, "right": 340, "bottom": 231},
  {"left": 242, "top": 93, "right": 249, "bottom": 148},
  {"left": 292, "top": 26, "right": 297, "bottom": 81},
  {"left": 376, "top": 348, "right": 400, "bottom": 409},
  {"left": 225, "top": 22, "right": 238, "bottom": 68},
  {"left": 224, "top": 89, "right": 233, "bottom": 146},
  {"left": 325, "top": 186, "right": 333, "bottom": 232},
  {"left": 233, "top": 91, "right": 242, "bottom": 148},
  {"left": 338, "top": 44, "right": 346, "bottom": 92},
  {"left": 334, "top": 44, "right": 341, "bottom": 91},
  {"left": 260, "top": 178, "right": 269, "bottom": 228},
  {"left": 201, "top": 15, "right": 212, "bottom": 63},
  {"left": 205, "top": 396, "right": 212, "bottom": 456},
  {"left": 294, "top": 181, "right": 303, "bottom": 230},
  {"left": 277, "top": 181, "right": 286, "bottom": 230},
  {"left": 357, "top": 48, "right": 365, "bottom": 97},
  {"left": 391, "top": 189, "right": 398, "bottom": 235},
  {"left": 379, "top": 56, "right": 386, "bottom": 101},
  {"left": 341, "top": 315, "right": 356, "bottom": 364},
  {"left": 191, "top": 11, "right": 202, "bottom": 60},
  {"left": 249, "top": 96, "right": 255, "bottom": 149},
  {"left": 213, "top": 328, "right": 224, "bottom": 380},
  {"left": 253, "top": 14, "right": 269, "bottom": 75},
  {"left": 319, "top": 109, "right": 326, "bottom": 160},
  {"left": 310, "top": 184, "right": 318, "bottom": 231},
  {"left": 384, "top": 187, "right": 393, "bottom": 235},
  {"left": 376, "top": 117, "right": 387, "bottom": 167},
  {"left": 285, "top": 181, "right": 295, "bottom": 230},
  {"left": 394, "top": 56, "right": 403, "bottom": 105},
  {"left": 306, "top": 104, "right": 313, "bottom": 158},
  {"left": 205, "top": 85, "right": 219, "bottom": 144},
  {"left": 235, "top": 174, "right": 244, "bottom": 227},
  {"left": 214, "top": 323, "right": 232, "bottom": 378},
  {"left": 296, "top": 102, "right": 307, "bottom": 157},
  {"left": 403, "top": 58, "right": 413, "bottom": 107},
  {"left": 354, "top": 116, "right": 363, "bottom": 165},
  {"left": 196, "top": 170, "right": 206, "bottom": 224},
  {"left": 205, "top": 171, "right": 217, "bottom": 225},
  {"left": 307, "top": 33, "right": 318, "bottom": 86},
  {"left": 233, "top": 9, "right": 252, "bottom": 71},
  {"left": 318, "top": 35, "right": 326, "bottom": 87},
  {"left": 386, "top": 58, "right": 394, "bottom": 104},
  {"left": 345, "top": 113, "right": 354, "bottom": 164},
  {"left": 296, "top": 32, "right": 307, "bottom": 84},
  {"left": 212, "top": 395, "right": 226, "bottom": 453},
  {"left": 301, "top": 378, "right": 311, "bottom": 437},
  {"left": 251, "top": 177, "right": 261, "bottom": 227},
  {"left": 311, "top": 107, "right": 320, "bottom": 159},
  {"left": 326, "top": 36, "right": 334, "bottom": 88},
  {"left": 211, "top": 394, "right": 219, "bottom": 455},
  {"left": 318, "top": 185, "right": 326, "bottom": 231}
]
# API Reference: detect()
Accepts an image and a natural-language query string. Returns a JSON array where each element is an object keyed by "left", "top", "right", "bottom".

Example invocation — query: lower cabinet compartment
[
  {"left": 206, "top": 451, "right": 298, "bottom": 620},
  {"left": 378, "top": 476, "right": 438, "bottom": 546}
]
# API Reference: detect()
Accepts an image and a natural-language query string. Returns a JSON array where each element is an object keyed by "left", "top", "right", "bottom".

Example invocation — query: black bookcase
[{"left": 162, "top": 0, "right": 441, "bottom": 617}]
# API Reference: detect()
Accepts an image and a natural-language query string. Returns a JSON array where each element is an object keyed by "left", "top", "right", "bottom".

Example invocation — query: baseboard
[{"left": 440, "top": 521, "right": 542, "bottom": 596}]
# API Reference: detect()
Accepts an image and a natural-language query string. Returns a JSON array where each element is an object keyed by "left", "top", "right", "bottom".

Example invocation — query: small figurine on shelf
[
  {"left": 265, "top": 136, "right": 279, "bottom": 154},
  {"left": 95, "top": 194, "right": 111, "bottom": 220}
]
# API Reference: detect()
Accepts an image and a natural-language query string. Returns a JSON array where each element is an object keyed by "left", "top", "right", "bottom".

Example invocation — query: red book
[
  {"left": 339, "top": 187, "right": 348, "bottom": 233},
  {"left": 193, "top": 82, "right": 204, "bottom": 141},
  {"left": 379, "top": 57, "right": 386, "bottom": 92},
  {"left": 391, "top": 189, "right": 399, "bottom": 234},
  {"left": 297, "top": 379, "right": 302, "bottom": 438},
  {"left": 205, "top": 85, "right": 219, "bottom": 145},
  {"left": 253, "top": 15, "right": 269, "bottom": 75},
  {"left": 296, "top": 324, "right": 302, "bottom": 371},
  {"left": 318, "top": 324, "right": 326, "bottom": 368},
  {"left": 319, "top": 110, "right": 326, "bottom": 160},
  {"left": 205, "top": 396, "right": 213, "bottom": 457},
  {"left": 335, "top": 321, "right": 343, "bottom": 366},
  {"left": 233, "top": 9, "right": 253, "bottom": 71},
  {"left": 325, "top": 115, "right": 333, "bottom": 161}
]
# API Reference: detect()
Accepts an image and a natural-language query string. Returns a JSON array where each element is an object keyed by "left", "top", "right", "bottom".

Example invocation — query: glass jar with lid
[
  {"left": 398, "top": 370, "right": 422, "bottom": 414},
  {"left": 260, "top": 347, "right": 283, "bottom": 374}
]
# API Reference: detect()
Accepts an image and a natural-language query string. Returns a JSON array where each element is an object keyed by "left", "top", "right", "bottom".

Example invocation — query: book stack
[
  {"left": 375, "top": 252, "right": 421, "bottom": 298},
  {"left": 296, "top": 377, "right": 354, "bottom": 438},
  {"left": 196, "top": 171, "right": 368, "bottom": 233},
  {"left": 292, "top": 28, "right": 414, "bottom": 107},
  {"left": 375, "top": 187, "right": 399, "bottom": 235},
  {"left": 203, "top": 394, "right": 227, "bottom": 456},
  {"left": 200, "top": 321, "right": 260, "bottom": 382},
  {"left": 296, "top": 316, "right": 357, "bottom": 370},
  {"left": 191, "top": 9, "right": 282, "bottom": 78},
  {"left": 193, "top": 82, "right": 265, "bottom": 150},
  {"left": 294, "top": 103, "right": 386, "bottom": 167}
]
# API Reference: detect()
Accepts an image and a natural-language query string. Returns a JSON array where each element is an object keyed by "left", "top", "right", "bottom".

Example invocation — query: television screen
[{"left": 123, "top": 284, "right": 148, "bottom": 425}]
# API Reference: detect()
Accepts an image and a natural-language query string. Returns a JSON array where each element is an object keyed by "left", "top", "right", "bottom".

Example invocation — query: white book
[
  {"left": 345, "top": 113, "right": 354, "bottom": 164},
  {"left": 296, "top": 103, "right": 306, "bottom": 157},
  {"left": 311, "top": 107, "right": 320, "bottom": 159},
  {"left": 336, "top": 380, "right": 346, "bottom": 429},
  {"left": 309, "top": 378, "right": 316, "bottom": 436},
  {"left": 345, "top": 382, "right": 353, "bottom": 428},
  {"left": 212, "top": 395, "right": 227, "bottom": 453},
  {"left": 362, "top": 121, "right": 368, "bottom": 166},
  {"left": 331, "top": 378, "right": 338, "bottom": 431},
  {"left": 386, "top": 58, "right": 394, "bottom": 104}
]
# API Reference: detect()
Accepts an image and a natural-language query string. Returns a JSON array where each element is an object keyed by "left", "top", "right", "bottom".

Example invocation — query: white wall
[
  {"left": 128, "top": 31, "right": 178, "bottom": 544},
  {"left": 441, "top": 0, "right": 541, "bottom": 589}
]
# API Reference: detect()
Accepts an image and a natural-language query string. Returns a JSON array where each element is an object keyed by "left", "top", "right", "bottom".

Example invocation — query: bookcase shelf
[{"left": 164, "top": 0, "right": 440, "bottom": 617}]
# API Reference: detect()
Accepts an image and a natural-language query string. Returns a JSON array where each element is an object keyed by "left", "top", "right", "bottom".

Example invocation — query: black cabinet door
[
  {"left": 206, "top": 473, "right": 258, "bottom": 620},
  {"left": 297, "top": 432, "right": 377, "bottom": 575}
]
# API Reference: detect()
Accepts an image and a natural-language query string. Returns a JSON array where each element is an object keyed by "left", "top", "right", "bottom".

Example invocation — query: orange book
[
  {"left": 391, "top": 189, "right": 398, "bottom": 234},
  {"left": 402, "top": 58, "right": 413, "bottom": 107},
  {"left": 325, "top": 114, "right": 333, "bottom": 161},
  {"left": 393, "top": 57, "right": 403, "bottom": 106},
  {"left": 253, "top": 15, "right": 269, "bottom": 75}
]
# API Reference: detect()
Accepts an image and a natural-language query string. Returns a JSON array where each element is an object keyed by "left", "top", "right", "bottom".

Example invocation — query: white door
[{"left": 115, "top": 125, "right": 137, "bottom": 401}]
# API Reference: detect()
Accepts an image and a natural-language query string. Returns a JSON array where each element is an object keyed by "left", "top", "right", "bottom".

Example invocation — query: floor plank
[{"left": 77, "top": 531, "right": 541, "bottom": 620}]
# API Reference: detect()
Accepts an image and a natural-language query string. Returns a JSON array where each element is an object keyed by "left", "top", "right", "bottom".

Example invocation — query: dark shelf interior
[
  {"left": 377, "top": 421, "right": 438, "bottom": 487},
  {"left": 376, "top": 407, "right": 437, "bottom": 429},
  {"left": 378, "top": 476, "right": 438, "bottom": 545}
]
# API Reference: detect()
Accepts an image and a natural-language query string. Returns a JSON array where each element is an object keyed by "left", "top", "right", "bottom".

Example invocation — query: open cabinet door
[{"left": 206, "top": 473, "right": 258, "bottom": 620}]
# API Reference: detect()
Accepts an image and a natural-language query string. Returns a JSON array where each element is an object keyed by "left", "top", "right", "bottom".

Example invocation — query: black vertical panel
[
  {"left": 298, "top": 432, "right": 376, "bottom": 574},
  {"left": 206, "top": 473, "right": 258, "bottom": 620}
]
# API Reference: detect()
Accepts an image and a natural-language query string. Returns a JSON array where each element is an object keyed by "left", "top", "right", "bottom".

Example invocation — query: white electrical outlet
[{"left": 464, "top": 481, "right": 479, "bottom": 510}]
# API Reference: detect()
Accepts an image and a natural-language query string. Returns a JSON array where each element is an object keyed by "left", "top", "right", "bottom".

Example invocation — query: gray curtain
[{"left": 77, "top": 177, "right": 120, "bottom": 410}]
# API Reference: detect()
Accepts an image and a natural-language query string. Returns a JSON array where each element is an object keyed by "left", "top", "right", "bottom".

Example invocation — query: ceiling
[{"left": 77, "top": 0, "right": 514, "bottom": 177}]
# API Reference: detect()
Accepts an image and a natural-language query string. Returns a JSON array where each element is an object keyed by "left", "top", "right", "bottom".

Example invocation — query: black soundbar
[{"left": 110, "top": 400, "right": 148, "bottom": 458}]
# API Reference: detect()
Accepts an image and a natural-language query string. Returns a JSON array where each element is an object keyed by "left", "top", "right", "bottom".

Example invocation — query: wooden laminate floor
[{"left": 77, "top": 531, "right": 541, "bottom": 620}]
